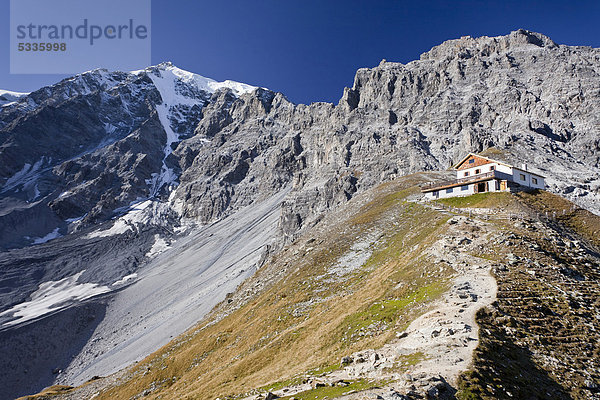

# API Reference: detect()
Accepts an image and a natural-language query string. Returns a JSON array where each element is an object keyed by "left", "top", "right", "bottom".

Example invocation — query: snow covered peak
[
  {"left": 141, "top": 61, "right": 264, "bottom": 198},
  {"left": 0, "top": 89, "right": 29, "bottom": 98},
  {"left": 0, "top": 89, "right": 29, "bottom": 106},
  {"left": 140, "top": 62, "right": 260, "bottom": 98}
]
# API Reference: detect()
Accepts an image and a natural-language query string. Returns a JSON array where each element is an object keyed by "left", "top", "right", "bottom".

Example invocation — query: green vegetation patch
[
  {"left": 397, "top": 351, "right": 426, "bottom": 367},
  {"left": 260, "top": 376, "right": 305, "bottom": 393},
  {"left": 360, "top": 203, "right": 448, "bottom": 271},
  {"left": 259, "top": 363, "right": 340, "bottom": 395},
  {"left": 383, "top": 351, "right": 426, "bottom": 374},
  {"left": 306, "top": 363, "right": 340, "bottom": 377},
  {"left": 339, "top": 282, "right": 448, "bottom": 343},
  {"left": 280, "top": 379, "right": 385, "bottom": 400},
  {"left": 435, "top": 192, "right": 514, "bottom": 209}
]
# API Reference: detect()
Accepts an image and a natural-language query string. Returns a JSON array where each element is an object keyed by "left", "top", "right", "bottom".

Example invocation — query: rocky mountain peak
[{"left": 420, "top": 29, "right": 558, "bottom": 62}]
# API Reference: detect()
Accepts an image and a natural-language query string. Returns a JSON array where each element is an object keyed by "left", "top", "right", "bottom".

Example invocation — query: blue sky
[{"left": 1, "top": 0, "right": 600, "bottom": 104}]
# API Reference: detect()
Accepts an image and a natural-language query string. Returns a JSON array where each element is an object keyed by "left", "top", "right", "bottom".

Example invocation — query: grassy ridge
[
  {"left": 457, "top": 190, "right": 600, "bottom": 399},
  {"left": 515, "top": 189, "right": 600, "bottom": 248},
  {"left": 435, "top": 192, "right": 515, "bottom": 209}
]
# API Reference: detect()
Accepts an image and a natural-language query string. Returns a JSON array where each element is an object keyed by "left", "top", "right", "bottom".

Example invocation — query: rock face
[
  {"left": 2, "top": 29, "right": 600, "bottom": 399},
  {"left": 2, "top": 30, "right": 600, "bottom": 251},
  {"left": 173, "top": 29, "right": 600, "bottom": 243}
]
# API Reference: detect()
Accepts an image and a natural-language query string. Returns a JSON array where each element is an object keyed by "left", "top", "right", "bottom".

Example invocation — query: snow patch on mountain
[
  {"left": 112, "top": 273, "right": 138, "bottom": 286},
  {"left": 65, "top": 214, "right": 87, "bottom": 226},
  {"left": 104, "top": 122, "right": 118, "bottom": 134},
  {"left": 31, "top": 228, "right": 62, "bottom": 245},
  {"left": 146, "top": 66, "right": 200, "bottom": 196},
  {"left": 147, "top": 101, "right": 181, "bottom": 196},
  {"left": 63, "top": 69, "right": 120, "bottom": 96},
  {"left": 0, "top": 271, "right": 110, "bottom": 327},
  {"left": 87, "top": 200, "right": 154, "bottom": 238},
  {"left": 2, "top": 157, "right": 46, "bottom": 193},
  {"left": 146, "top": 63, "right": 259, "bottom": 196},
  {"left": 146, "top": 63, "right": 258, "bottom": 97},
  {"left": 146, "top": 234, "right": 170, "bottom": 258},
  {"left": 171, "top": 68, "right": 258, "bottom": 96},
  {"left": 0, "top": 89, "right": 29, "bottom": 97},
  {"left": 31, "top": 184, "right": 41, "bottom": 201},
  {"left": 86, "top": 199, "right": 176, "bottom": 239}
]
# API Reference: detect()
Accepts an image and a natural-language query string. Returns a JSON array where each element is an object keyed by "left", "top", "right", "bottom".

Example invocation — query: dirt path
[{"left": 258, "top": 215, "right": 499, "bottom": 400}]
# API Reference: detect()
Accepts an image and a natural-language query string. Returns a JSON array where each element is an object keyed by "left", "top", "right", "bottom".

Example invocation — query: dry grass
[
  {"left": 278, "top": 378, "right": 385, "bottom": 400},
  {"left": 94, "top": 176, "right": 455, "bottom": 400},
  {"left": 515, "top": 189, "right": 600, "bottom": 248},
  {"left": 478, "top": 147, "right": 509, "bottom": 159},
  {"left": 16, "top": 385, "right": 74, "bottom": 400}
]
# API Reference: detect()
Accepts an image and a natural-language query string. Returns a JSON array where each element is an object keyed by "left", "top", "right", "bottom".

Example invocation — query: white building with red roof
[{"left": 422, "top": 153, "right": 545, "bottom": 200}]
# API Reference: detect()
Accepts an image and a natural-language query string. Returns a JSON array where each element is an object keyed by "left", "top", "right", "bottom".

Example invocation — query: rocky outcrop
[
  {"left": 2, "top": 30, "right": 600, "bottom": 251},
  {"left": 166, "top": 30, "right": 600, "bottom": 243}
]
